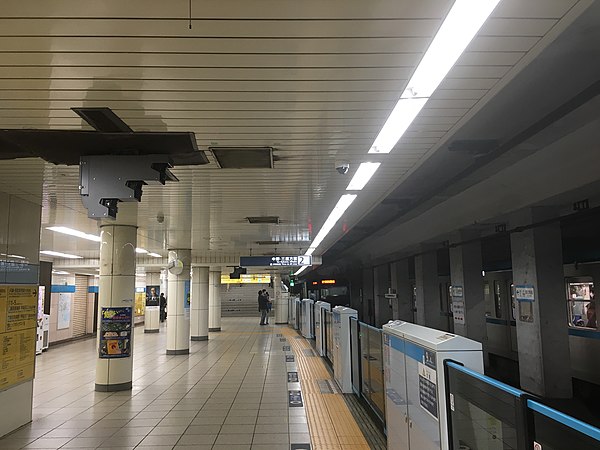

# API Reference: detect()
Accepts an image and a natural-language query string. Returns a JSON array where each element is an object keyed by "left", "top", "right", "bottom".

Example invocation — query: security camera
[
  {"left": 157, "top": 213, "right": 165, "bottom": 223},
  {"left": 336, "top": 162, "right": 350, "bottom": 175}
]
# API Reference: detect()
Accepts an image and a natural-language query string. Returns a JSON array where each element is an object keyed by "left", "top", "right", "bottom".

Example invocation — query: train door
[{"left": 439, "top": 280, "right": 454, "bottom": 333}]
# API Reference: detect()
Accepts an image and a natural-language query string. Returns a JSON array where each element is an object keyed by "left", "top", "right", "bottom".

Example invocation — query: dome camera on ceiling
[{"left": 336, "top": 162, "right": 350, "bottom": 175}]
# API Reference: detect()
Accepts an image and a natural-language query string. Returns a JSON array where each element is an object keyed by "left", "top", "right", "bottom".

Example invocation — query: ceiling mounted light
[
  {"left": 40, "top": 250, "right": 82, "bottom": 259},
  {"left": 401, "top": 0, "right": 501, "bottom": 100},
  {"left": 47, "top": 226, "right": 101, "bottom": 242},
  {"left": 368, "top": 0, "right": 500, "bottom": 155},
  {"left": 135, "top": 248, "right": 148, "bottom": 254},
  {"left": 368, "top": 98, "right": 428, "bottom": 154},
  {"left": 346, "top": 162, "right": 381, "bottom": 191},
  {"left": 306, "top": 194, "right": 357, "bottom": 254},
  {"left": 52, "top": 270, "right": 71, "bottom": 275},
  {"left": 294, "top": 266, "right": 308, "bottom": 276},
  {"left": 148, "top": 252, "right": 162, "bottom": 258}
]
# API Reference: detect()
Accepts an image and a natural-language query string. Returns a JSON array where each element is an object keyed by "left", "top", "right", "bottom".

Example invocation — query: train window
[
  {"left": 493, "top": 281, "right": 503, "bottom": 319},
  {"left": 567, "top": 281, "right": 596, "bottom": 329}
]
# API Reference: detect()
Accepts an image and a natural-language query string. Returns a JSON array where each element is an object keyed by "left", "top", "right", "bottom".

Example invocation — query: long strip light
[
  {"left": 369, "top": 0, "right": 500, "bottom": 154},
  {"left": 135, "top": 248, "right": 148, "bottom": 254},
  {"left": 346, "top": 162, "right": 381, "bottom": 191},
  {"left": 47, "top": 226, "right": 101, "bottom": 242},
  {"left": 295, "top": 194, "right": 357, "bottom": 275},
  {"left": 40, "top": 250, "right": 82, "bottom": 259},
  {"left": 148, "top": 252, "right": 162, "bottom": 258},
  {"left": 299, "top": 0, "right": 500, "bottom": 272}
]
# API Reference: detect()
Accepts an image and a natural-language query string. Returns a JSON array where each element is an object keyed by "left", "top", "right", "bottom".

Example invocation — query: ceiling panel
[{"left": 0, "top": 0, "right": 591, "bottom": 270}]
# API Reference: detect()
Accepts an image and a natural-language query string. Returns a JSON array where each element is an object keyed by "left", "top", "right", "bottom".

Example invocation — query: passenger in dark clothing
[
  {"left": 258, "top": 290, "right": 269, "bottom": 325},
  {"left": 159, "top": 293, "right": 167, "bottom": 322}
]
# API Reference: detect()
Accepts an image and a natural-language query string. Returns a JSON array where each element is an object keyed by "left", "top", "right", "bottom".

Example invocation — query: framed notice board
[{"left": 0, "top": 285, "right": 38, "bottom": 391}]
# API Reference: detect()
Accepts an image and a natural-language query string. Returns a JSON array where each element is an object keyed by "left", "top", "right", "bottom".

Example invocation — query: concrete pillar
[
  {"left": 144, "top": 272, "right": 160, "bottom": 333},
  {"left": 190, "top": 266, "right": 209, "bottom": 340},
  {"left": 510, "top": 208, "right": 572, "bottom": 398},
  {"left": 449, "top": 233, "right": 486, "bottom": 347},
  {"left": 209, "top": 269, "right": 221, "bottom": 332},
  {"left": 95, "top": 224, "right": 137, "bottom": 391},
  {"left": 390, "top": 260, "right": 414, "bottom": 322},
  {"left": 415, "top": 250, "right": 442, "bottom": 329},
  {"left": 166, "top": 249, "right": 191, "bottom": 355},
  {"left": 374, "top": 264, "right": 392, "bottom": 327}
]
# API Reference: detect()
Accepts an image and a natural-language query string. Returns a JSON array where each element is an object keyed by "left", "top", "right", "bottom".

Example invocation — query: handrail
[
  {"left": 527, "top": 399, "right": 600, "bottom": 442},
  {"left": 445, "top": 361, "right": 525, "bottom": 397}
]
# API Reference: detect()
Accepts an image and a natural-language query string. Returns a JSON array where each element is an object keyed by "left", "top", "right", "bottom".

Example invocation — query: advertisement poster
[
  {"left": 184, "top": 280, "right": 190, "bottom": 318},
  {"left": 134, "top": 288, "right": 146, "bottom": 317},
  {"left": 0, "top": 285, "right": 38, "bottom": 391},
  {"left": 57, "top": 293, "right": 71, "bottom": 330},
  {"left": 99, "top": 307, "right": 132, "bottom": 358},
  {"left": 146, "top": 285, "right": 160, "bottom": 307}
]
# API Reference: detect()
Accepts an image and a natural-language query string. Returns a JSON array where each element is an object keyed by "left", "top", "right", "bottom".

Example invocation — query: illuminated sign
[
  {"left": 240, "top": 255, "right": 312, "bottom": 267},
  {"left": 321, "top": 279, "right": 336, "bottom": 285},
  {"left": 312, "top": 282, "right": 318, "bottom": 285},
  {"left": 221, "top": 274, "right": 271, "bottom": 284}
]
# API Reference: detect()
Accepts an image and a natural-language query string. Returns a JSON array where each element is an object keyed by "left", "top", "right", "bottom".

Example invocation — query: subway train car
[{"left": 483, "top": 265, "right": 600, "bottom": 389}]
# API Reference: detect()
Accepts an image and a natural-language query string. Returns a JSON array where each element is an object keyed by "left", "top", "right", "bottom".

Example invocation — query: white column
[
  {"left": 209, "top": 269, "right": 221, "bottom": 332},
  {"left": 275, "top": 275, "right": 289, "bottom": 324},
  {"left": 95, "top": 224, "right": 137, "bottom": 391},
  {"left": 191, "top": 266, "right": 209, "bottom": 341},
  {"left": 166, "top": 249, "right": 191, "bottom": 355},
  {"left": 144, "top": 272, "right": 160, "bottom": 333}
]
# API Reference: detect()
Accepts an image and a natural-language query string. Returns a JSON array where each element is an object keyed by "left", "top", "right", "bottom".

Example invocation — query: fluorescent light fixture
[
  {"left": 148, "top": 252, "right": 162, "bottom": 258},
  {"left": 40, "top": 250, "right": 82, "bottom": 259},
  {"left": 401, "top": 0, "right": 501, "bottom": 99},
  {"left": 52, "top": 270, "right": 70, "bottom": 275},
  {"left": 346, "top": 162, "right": 381, "bottom": 190},
  {"left": 294, "top": 266, "right": 308, "bottom": 276},
  {"left": 47, "top": 226, "right": 101, "bottom": 242},
  {"left": 368, "top": 0, "right": 499, "bottom": 155},
  {"left": 306, "top": 194, "right": 357, "bottom": 253},
  {"left": 135, "top": 248, "right": 148, "bottom": 254},
  {"left": 368, "top": 98, "right": 428, "bottom": 154},
  {"left": 7, "top": 254, "right": 26, "bottom": 259}
]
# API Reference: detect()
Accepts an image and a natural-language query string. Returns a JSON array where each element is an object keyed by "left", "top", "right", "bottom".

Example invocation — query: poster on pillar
[
  {"left": 99, "top": 307, "right": 132, "bottom": 358},
  {"left": 145, "top": 285, "right": 160, "bottom": 307},
  {"left": 0, "top": 285, "right": 38, "bottom": 391},
  {"left": 183, "top": 280, "right": 190, "bottom": 319}
]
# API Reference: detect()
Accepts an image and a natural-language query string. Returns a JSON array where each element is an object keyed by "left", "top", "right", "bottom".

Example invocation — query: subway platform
[{"left": 0, "top": 318, "right": 383, "bottom": 450}]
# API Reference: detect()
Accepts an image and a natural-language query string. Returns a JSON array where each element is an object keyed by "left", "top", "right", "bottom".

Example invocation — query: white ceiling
[{"left": 0, "top": 0, "right": 592, "bottom": 269}]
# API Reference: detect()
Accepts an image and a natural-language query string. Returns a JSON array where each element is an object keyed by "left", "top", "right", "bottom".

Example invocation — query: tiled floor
[{"left": 0, "top": 318, "right": 311, "bottom": 450}]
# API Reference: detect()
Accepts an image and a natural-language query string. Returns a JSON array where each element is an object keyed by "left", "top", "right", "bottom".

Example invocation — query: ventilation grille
[
  {"left": 247, "top": 216, "right": 279, "bottom": 224},
  {"left": 211, "top": 146, "right": 273, "bottom": 168}
]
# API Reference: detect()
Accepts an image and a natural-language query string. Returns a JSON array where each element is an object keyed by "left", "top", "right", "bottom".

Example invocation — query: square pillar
[
  {"left": 510, "top": 208, "right": 572, "bottom": 398},
  {"left": 449, "top": 233, "right": 486, "bottom": 347},
  {"left": 415, "top": 250, "right": 442, "bottom": 329},
  {"left": 390, "top": 259, "right": 415, "bottom": 322}
]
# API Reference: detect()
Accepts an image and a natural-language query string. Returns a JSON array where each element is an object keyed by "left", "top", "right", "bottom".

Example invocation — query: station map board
[{"left": 0, "top": 285, "right": 38, "bottom": 391}]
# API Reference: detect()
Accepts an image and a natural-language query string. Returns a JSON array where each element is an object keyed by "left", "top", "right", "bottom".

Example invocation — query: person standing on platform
[
  {"left": 159, "top": 293, "right": 167, "bottom": 322},
  {"left": 263, "top": 289, "right": 271, "bottom": 325},
  {"left": 258, "top": 290, "right": 269, "bottom": 325}
]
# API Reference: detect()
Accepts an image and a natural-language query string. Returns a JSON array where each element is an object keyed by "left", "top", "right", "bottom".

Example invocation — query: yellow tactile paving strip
[{"left": 283, "top": 328, "right": 371, "bottom": 450}]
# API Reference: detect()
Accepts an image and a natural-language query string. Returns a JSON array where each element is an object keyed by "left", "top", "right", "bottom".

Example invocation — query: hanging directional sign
[{"left": 240, "top": 255, "right": 312, "bottom": 267}]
